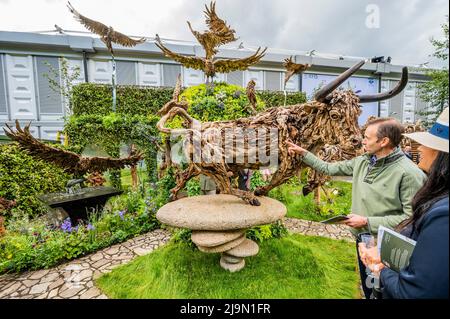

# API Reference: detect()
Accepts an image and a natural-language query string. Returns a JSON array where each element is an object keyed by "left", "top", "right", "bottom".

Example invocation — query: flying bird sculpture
[
  {"left": 283, "top": 56, "right": 311, "bottom": 88},
  {"left": 4, "top": 121, "right": 143, "bottom": 177},
  {"left": 155, "top": 1, "right": 267, "bottom": 83},
  {"left": 67, "top": 1, "right": 146, "bottom": 111},
  {"left": 245, "top": 80, "right": 257, "bottom": 115},
  {"left": 67, "top": 1, "right": 146, "bottom": 56}
]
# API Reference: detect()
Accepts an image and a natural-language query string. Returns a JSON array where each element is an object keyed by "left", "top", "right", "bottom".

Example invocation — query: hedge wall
[
  {"left": 71, "top": 83, "right": 307, "bottom": 117},
  {"left": 0, "top": 144, "right": 71, "bottom": 219}
]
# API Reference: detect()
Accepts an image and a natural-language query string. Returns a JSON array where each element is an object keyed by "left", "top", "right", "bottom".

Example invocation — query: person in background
[
  {"left": 286, "top": 117, "right": 427, "bottom": 299},
  {"left": 360, "top": 107, "right": 449, "bottom": 299},
  {"left": 199, "top": 174, "right": 216, "bottom": 195}
]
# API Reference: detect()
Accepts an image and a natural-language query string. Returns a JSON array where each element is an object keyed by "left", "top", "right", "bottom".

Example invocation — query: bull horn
[
  {"left": 314, "top": 60, "right": 366, "bottom": 102},
  {"left": 358, "top": 67, "right": 408, "bottom": 103}
]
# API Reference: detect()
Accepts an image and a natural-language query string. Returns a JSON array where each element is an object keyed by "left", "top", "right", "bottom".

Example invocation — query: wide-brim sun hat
[{"left": 404, "top": 107, "right": 449, "bottom": 153}]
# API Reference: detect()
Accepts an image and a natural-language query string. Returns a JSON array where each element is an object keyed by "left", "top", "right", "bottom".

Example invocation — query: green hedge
[
  {"left": 0, "top": 144, "right": 71, "bottom": 220},
  {"left": 72, "top": 83, "right": 174, "bottom": 116},
  {"left": 71, "top": 82, "right": 307, "bottom": 117}
]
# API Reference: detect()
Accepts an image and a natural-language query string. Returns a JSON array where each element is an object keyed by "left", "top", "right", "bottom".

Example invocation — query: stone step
[
  {"left": 197, "top": 235, "right": 246, "bottom": 253},
  {"left": 225, "top": 239, "right": 259, "bottom": 258},
  {"left": 192, "top": 230, "right": 245, "bottom": 247},
  {"left": 220, "top": 258, "right": 245, "bottom": 273}
]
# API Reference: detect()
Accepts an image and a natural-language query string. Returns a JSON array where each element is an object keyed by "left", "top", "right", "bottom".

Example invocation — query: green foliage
[
  {"left": 249, "top": 170, "right": 269, "bottom": 191},
  {"left": 148, "top": 167, "right": 177, "bottom": 209},
  {"left": 246, "top": 220, "right": 289, "bottom": 243},
  {"left": 186, "top": 178, "right": 201, "bottom": 197},
  {"left": 72, "top": 83, "right": 174, "bottom": 117},
  {"left": 417, "top": 17, "right": 449, "bottom": 126},
  {"left": 0, "top": 144, "right": 71, "bottom": 220},
  {"left": 0, "top": 190, "right": 160, "bottom": 273},
  {"left": 171, "top": 228, "right": 196, "bottom": 250},
  {"left": 269, "top": 181, "right": 352, "bottom": 222},
  {"left": 64, "top": 113, "right": 161, "bottom": 185},
  {"left": 256, "top": 90, "right": 307, "bottom": 109},
  {"left": 181, "top": 82, "right": 265, "bottom": 121}
]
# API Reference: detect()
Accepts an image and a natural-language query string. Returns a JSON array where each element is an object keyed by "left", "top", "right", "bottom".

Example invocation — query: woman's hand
[
  {"left": 286, "top": 140, "right": 307, "bottom": 156},
  {"left": 358, "top": 243, "right": 383, "bottom": 273}
]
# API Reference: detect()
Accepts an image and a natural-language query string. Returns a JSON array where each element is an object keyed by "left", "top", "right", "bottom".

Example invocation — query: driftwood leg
[{"left": 170, "top": 164, "right": 200, "bottom": 201}]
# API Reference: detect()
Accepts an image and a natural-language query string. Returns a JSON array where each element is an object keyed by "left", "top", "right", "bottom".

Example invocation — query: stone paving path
[
  {"left": 283, "top": 217, "right": 354, "bottom": 242},
  {"left": 0, "top": 219, "right": 354, "bottom": 299},
  {"left": 0, "top": 229, "right": 171, "bottom": 299}
]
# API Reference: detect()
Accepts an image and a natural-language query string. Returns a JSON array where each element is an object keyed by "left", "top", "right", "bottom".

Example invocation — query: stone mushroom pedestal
[{"left": 156, "top": 194, "right": 286, "bottom": 272}]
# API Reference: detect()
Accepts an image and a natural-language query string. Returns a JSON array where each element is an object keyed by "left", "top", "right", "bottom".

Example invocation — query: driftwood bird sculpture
[
  {"left": 155, "top": 1, "right": 267, "bottom": 83},
  {"left": 67, "top": 1, "right": 146, "bottom": 56},
  {"left": 67, "top": 1, "right": 146, "bottom": 111},
  {"left": 245, "top": 80, "right": 257, "bottom": 114},
  {"left": 4, "top": 121, "right": 143, "bottom": 177},
  {"left": 283, "top": 56, "right": 311, "bottom": 88}
]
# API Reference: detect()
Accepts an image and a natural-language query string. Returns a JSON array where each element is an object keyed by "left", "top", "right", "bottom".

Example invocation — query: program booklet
[
  {"left": 320, "top": 215, "right": 349, "bottom": 224},
  {"left": 377, "top": 225, "right": 417, "bottom": 273}
]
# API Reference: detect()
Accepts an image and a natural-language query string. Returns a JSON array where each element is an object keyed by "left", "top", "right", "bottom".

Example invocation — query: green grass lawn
[
  {"left": 96, "top": 234, "right": 360, "bottom": 299},
  {"left": 273, "top": 181, "right": 352, "bottom": 222}
]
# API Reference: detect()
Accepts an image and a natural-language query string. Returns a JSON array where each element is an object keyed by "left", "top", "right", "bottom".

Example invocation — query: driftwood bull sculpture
[{"left": 157, "top": 60, "right": 409, "bottom": 205}]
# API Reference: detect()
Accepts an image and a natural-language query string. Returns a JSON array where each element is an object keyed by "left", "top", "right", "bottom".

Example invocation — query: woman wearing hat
[{"left": 360, "top": 107, "right": 449, "bottom": 299}]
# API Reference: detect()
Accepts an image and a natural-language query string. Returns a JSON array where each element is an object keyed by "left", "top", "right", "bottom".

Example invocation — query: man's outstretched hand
[{"left": 286, "top": 140, "right": 307, "bottom": 156}]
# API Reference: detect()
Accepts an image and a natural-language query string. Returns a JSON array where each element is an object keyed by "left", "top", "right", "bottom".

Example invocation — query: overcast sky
[{"left": 0, "top": 0, "right": 448, "bottom": 68}]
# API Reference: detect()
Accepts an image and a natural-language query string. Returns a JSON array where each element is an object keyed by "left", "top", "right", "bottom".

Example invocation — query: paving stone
[
  {"left": 40, "top": 272, "right": 60, "bottom": 283},
  {"left": 22, "top": 279, "right": 40, "bottom": 288},
  {"left": 75, "top": 270, "right": 93, "bottom": 282},
  {"left": 28, "top": 269, "right": 50, "bottom": 280},
  {"left": 35, "top": 292, "right": 49, "bottom": 299},
  {"left": 104, "top": 247, "right": 120, "bottom": 255},
  {"left": 59, "top": 287, "right": 85, "bottom": 298},
  {"left": 92, "top": 259, "right": 110, "bottom": 269},
  {"left": 133, "top": 247, "right": 154, "bottom": 256},
  {"left": 29, "top": 282, "right": 51, "bottom": 295},
  {"left": 80, "top": 287, "right": 101, "bottom": 299},
  {"left": 0, "top": 282, "right": 22, "bottom": 298},
  {"left": 48, "top": 288, "right": 59, "bottom": 299},
  {"left": 48, "top": 278, "right": 65, "bottom": 291}
]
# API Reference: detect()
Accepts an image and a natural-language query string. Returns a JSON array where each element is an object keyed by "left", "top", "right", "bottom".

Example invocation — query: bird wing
[
  {"left": 204, "top": 1, "right": 237, "bottom": 44},
  {"left": 67, "top": 1, "right": 109, "bottom": 37},
  {"left": 82, "top": 152, "right": 143, "bottom": 174},
  {"left": 155, "top": 39, "right": 205, "bottom": 70},
  {"left": 4, "top": 121, "right": 81, "bottom": 173},
  {"left": 283, "top": 56, "right": 311, "bottom": 85},
  {"left": 110, "top": 30, "right": 146, "bottom": 47},
  {"left": 214, "top": 47, "right": 267, "bottom": 73}
]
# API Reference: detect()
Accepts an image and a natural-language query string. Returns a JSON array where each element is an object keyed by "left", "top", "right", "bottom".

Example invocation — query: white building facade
[{"left": 0, "top": 31, "right": 431, "bottom": 140}]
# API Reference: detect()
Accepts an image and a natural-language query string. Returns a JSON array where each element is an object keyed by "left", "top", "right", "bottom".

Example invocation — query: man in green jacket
[{"left": 287, "top": 118, "right": 426, "bottom": 298}]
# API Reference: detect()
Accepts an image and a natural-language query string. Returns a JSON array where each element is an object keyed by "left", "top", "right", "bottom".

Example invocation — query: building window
[
  {"left": 264, "top": 71, "right": 281, "bottom": 91},
  {"left": 0, "top": 55, "right": 8, "bottom": 115},
  {"left": 138, "top": 63, "right": 161, "bottom": 86},
  {"left": 227, "top": 71, "right": 243, "bottom": 86},
  {"left": 35, "top": 56, "right": 63, "bottom": 115},
  {"left": 116, "top": 61, "right": 137, "bottom": 85},
  {"left": 162, "top": 64, "right": 182, "bottom": 87}
]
